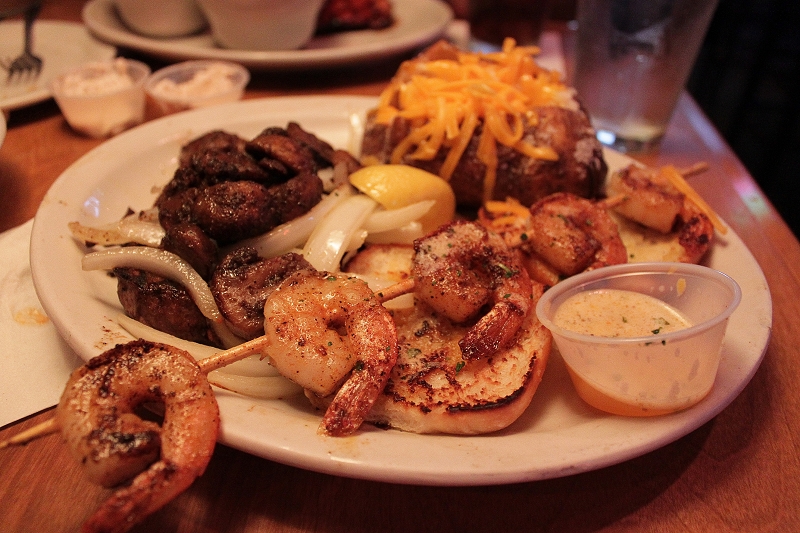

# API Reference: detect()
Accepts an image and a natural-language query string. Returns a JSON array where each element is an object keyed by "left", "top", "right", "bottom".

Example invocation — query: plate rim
[
  {"left": 30, "top": 95, "right": 773, "bottom": 486},
  {"left": 81, "top": 0, "right": 453, "bottom": 70}
]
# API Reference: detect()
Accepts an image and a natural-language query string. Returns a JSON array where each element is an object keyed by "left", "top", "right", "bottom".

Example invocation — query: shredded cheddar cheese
[
  {"left": 374, "top": 38, "right": 576, "bottom": 202},
  {"left": 479, "top": 197, "right": 533, "bottom": 246}
]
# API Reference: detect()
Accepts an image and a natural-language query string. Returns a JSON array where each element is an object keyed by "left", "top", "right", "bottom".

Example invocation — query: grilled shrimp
[
  {"left": 262, "top": 270, "right": 399, "bottom": 436},
  {"left": 56, "top": 339, "right": 219, "bottom": 533},
  {"left": 411, "top": 220, "right": 533, "bottom": 361},
  {"left": 605, "top": 165, "right": 685, "bottom": 233},
  {"left": 526, "top": 192, "right": 628, "bottom": 276},
  {"left": 605, "top": 164, "right": 715, "bottom": 263}
]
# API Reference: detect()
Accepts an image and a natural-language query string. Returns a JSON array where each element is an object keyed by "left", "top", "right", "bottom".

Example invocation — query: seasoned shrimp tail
[
  {"left": 321, "top": 299, "right": 399, "bottom": 436},
  {"left": 459, "top": 296, "right": 529, "bottom": 360},
  {"left": 263, "top": 271, "right": 399, "bottom": 436},
  {"left": 56, "top": 340, "right": 219, "bottom": 533}
]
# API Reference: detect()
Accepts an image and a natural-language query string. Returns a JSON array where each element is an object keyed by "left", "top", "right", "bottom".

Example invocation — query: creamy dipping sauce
[
  {"left": 60, "top": 59, "right": 135, "bottom": 97},
  {"left": 553, "top": 288, "right": 692, "bottom": 337},
  {"left": 149, "top": 63, "right": 238, "bottom": 101}
]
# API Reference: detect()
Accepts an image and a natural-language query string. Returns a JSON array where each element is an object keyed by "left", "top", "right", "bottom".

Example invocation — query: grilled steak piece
[
  {"left": 211, "top": 249, "right": 314, "bottom": 340},
  {"left": 114, "top": 267, "right": 221, "bottom": 347},
  {"left": 246, "top": 132, "right": 317, "bottom": 176},
  {"left": 189, "top": 172, "right": 324, "bottom": 244},
  {"left": 160, "top": 222, "right": 219, "bottom": 280},
  {"left": 158, "top": 171, "right": 324, "bottom": 245},
  {"left": 179, "top": 130, "right": 247, "bottom": 166},
  {"left": 157, "top": 126, "right": 327, "bottom": 244},
  {"left": 158, "top": 131, "right": 260, "bottom": 204}
]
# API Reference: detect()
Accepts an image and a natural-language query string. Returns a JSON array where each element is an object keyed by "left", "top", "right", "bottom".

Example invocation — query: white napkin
[{"left": 0, "top": 220, "right": 82, "bottom": 427}]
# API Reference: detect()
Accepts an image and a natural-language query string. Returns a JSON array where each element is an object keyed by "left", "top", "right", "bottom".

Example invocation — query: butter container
[{"left": 51, "top": 58, "right": 150, "bottom": 138}]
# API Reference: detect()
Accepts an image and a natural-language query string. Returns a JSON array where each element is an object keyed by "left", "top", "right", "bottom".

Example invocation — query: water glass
[{"left": 572, "top": 0, "right": 719, "bottom": 152}]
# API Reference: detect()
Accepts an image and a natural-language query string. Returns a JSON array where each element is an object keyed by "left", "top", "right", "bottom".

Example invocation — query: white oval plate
[
  {"left": 0, "top": 20, "right": 116, "bottom": 111},
  {"left": 30, "top": 96, "right": 772, "bottom": 486},
  {"left": 82, "top": 0, "right": 452, "bottom": 70}
]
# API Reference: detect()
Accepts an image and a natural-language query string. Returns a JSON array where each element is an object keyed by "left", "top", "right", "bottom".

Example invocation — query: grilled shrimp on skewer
[
  {"left": 262, "top": 270, "right": 400, "bottom": 436},
  {"left": 56, "top": 339, "right": 220, "bottom": 533},
  {"left": 526, "top": 192, "right": 628, "bottom": 276},
  {"left": 410, "top": 220, "right": 533, "bottom": 361},
  {"left": 1, "top": 274, "right": 398, "bottom": 530},
  {"left": 0, "top": 337, "right": 271, "bottom": 531},
  {"left": 604, "top": 164, "right": 716, "bottom": 264},
  {"left": 477, "top": 192, "right": 628, "bottom": 285}
]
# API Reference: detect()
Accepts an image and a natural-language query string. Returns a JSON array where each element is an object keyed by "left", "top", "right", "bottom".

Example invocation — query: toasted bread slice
[
  {"left": 343, "top": 244, "right": 551, "bottom": 435},
  {"left": 610, "top": 210, "right": 713, "bottom": 264}
]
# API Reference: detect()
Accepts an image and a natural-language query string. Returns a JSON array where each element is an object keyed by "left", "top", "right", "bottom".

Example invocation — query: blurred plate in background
[{"left": 82, "top": 0, "right": 453, "bottom": 70}]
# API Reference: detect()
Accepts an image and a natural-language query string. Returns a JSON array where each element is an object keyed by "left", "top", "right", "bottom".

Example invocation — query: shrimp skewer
[
  {"left": 0, "top": 271, "right": 397, "bottom": 442},
  {"left": 196, "top": 269, "right": 400, "bottom": 436},
  {"left": 54, "top": 340, "right": 220, "bottom": 533},
  {"left": 375, "top": 220, "right": 534, "bottom": 361},
  {"left": 2, "top": 271, "right": 399, "bottom": 529},
  {"left": 261, "top": 270, "right": 399, "bottom": 436}
]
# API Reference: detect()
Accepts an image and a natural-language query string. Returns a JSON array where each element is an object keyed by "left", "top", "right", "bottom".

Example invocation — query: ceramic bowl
[
  {"left": 195, "top": 0, "right": 326, "bottom": 50},
  {"left": 113, "top": 0, "right": 207, "bottom": 38}
]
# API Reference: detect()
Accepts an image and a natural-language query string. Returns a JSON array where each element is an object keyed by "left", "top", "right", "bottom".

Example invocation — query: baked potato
[{"left": 360, "top": 40, "right": 607, "bottom": 208}]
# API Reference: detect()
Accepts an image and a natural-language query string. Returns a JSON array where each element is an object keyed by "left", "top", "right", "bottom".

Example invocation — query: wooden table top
[{"left": 1, "top": 2, "right": 799, "bottom": 532}]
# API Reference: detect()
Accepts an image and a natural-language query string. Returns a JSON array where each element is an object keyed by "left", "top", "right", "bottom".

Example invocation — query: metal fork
[{"left": 1, "top": 2, "right": 43, "bottom": 82}]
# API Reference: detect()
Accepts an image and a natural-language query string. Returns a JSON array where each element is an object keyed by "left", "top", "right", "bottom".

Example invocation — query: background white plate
[
  {"left": 0, "top": 20, "right": 116, "bottom": 111},
  {"left": 82, "top": 0, "right": 453, "bottom": 70},
  {"left": 30, "top": 96, "right": 772, "bottom": 486}
]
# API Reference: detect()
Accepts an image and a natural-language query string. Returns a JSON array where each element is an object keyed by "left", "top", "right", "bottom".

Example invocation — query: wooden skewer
[
  {"left": 196, "top": 335, "right": 271, "bottom": 374},
  {"left": 596, "top": 194, "right": 627, "bottom": 210},
  {"left": 375, "top": 277, "right": 416, "bottom": 304},
  {"left": 0, "top": 336, "right": 274, "bottom": 449},
  {"left": 677, "top": 161, "right": 709, "bottom": 178},
  {"left": 0, "top": 417, "right": 59, "bottom": 448},
  {"left": 0, "top": 275, "right": 423, "bottom": 450},
  {"left": 186, "top": 277, "right": 421, "bottom": 372}
]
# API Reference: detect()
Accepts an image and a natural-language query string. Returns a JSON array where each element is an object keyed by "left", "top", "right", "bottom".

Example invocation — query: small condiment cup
[
  {"left": 535, "top": 263, "right": 741, "bottom": 416},
  {"left": 144, "top": 60, "right": 250, "bottom": 117},
  {"left": 51, "top": 58, "right": 151, "bottom": 138}
]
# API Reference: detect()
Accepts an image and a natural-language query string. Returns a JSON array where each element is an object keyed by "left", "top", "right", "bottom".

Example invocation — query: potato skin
[{"left": 360, "top": 105, "right": 607, "bottom": 208}]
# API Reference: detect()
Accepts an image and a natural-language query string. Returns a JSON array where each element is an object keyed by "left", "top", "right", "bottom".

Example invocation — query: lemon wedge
[{"left": 349, "top": 164, "right": 456, "bottom": 234}]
